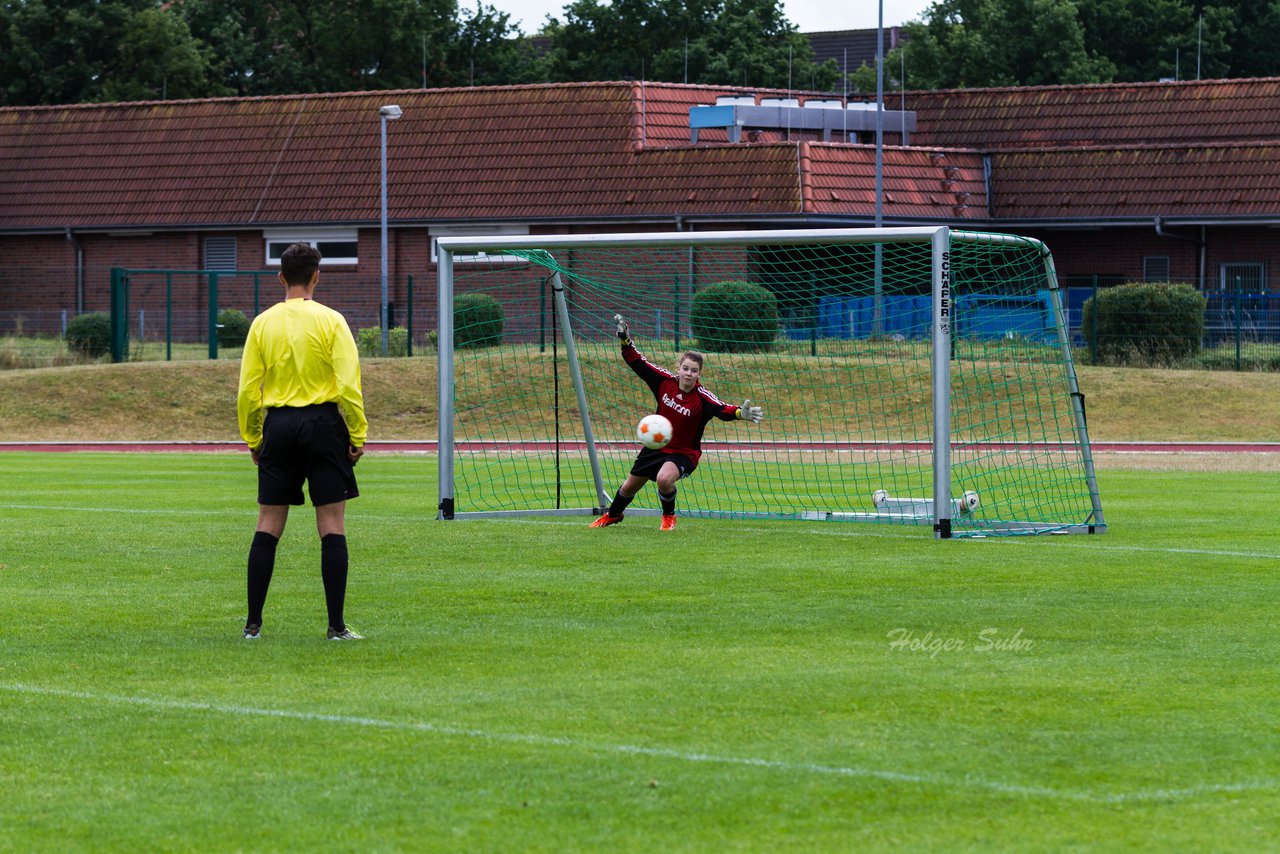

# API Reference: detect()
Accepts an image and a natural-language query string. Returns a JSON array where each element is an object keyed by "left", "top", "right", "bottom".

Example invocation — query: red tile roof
[
  {"left": 4, "top": 78, "right": 1280, "bottom": 231},
  {"left": 0, "top": 82, "right": 987, "bottom": 231},
  {"left": 904, "top": 77, "right": 1280, "bottom": 149},
  {"left": 806, "top": 144, "right": 987, "bottom": 219},
  {"left": 0, "top": 84, "right": 771, "bottom": 229},
  {"left": 990, "top": 142, "right": 1280, "bottom": 219}
]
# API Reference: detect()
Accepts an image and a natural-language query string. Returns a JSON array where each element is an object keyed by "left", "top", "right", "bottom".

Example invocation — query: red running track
[{"left": 2, "top": 441, "right": 1278, "bottom": 453}]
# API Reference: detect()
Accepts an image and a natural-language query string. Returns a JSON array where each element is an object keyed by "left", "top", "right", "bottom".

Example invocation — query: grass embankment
[{"left": 1, "top": 356, "right": 1278, "bottom": 443}]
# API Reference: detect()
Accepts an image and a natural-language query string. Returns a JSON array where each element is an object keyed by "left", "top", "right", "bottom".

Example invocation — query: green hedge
[
  {"left": 66, "top": 312, "right": 111, "bottom": 358},
  {"left": 454, "top": 293, "right": 504, "bottom": 349},
  {"left": 690, "top": 280, "right": 779, "bottom": 353},
  {"left": 216, "top": 309, "right": 250, "bottom": 349},
  {"left": 1081, "top": 282, "right": 1206, "bottom": 366},
  {"left": 356, "top": 326, "right": 409, "bottom": 357}
]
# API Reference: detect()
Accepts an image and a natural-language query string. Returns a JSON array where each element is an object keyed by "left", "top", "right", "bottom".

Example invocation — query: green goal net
[{"left": 435, "top": 227, "right": 1105, "bottom": 538}]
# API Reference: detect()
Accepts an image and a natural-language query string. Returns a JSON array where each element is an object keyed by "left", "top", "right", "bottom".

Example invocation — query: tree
[
  {"left": 699, "top": 0, "right": 838, "bottom": 90},
  {"left": 1197, "top": 0, "right": 1274, "bottom": 79},
  {"left": 171, "top": 0, "right": 270, "bottom": 96},
  {"left": 844, "top": 48, "right": 907, "bottom": 95},
  {"left": 101, "top": 7, "right": 214, "bottom": 101},
  {"left": 180, "top": 0, "right": 461, "bottom": 95},
  {"left": 903, "top": 0, "right": 1114, "bottom": 89},
  {"left": 1075, "top": 0, "right": 1235, "bottom": 81},
  {"left": 900, "top": 0, "right": 1280, "bottom": 88},
  {"left": 541, "top": 0, "right": 836, "bottom": 89},
  {"left": 541, "top": 0, "right": 665, "bottom": 82},
  {"left": 442, "top": 2, "right": 552, "bottom": 86},
  {"left": 2, "top": 0, "right": 840, "bottom": 103},
  {"left": 0, "top": 0, "right": 217, "bottom": 105}
]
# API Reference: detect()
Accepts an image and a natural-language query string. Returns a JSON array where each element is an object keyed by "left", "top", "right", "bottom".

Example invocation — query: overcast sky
[{"left": 495, "top": 0, "right": 935, "bottom": 35}]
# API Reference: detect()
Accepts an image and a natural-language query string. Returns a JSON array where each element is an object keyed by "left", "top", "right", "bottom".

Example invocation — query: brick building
[{"left": 2, "top": 78, "right": 1279, "bottom": 339}]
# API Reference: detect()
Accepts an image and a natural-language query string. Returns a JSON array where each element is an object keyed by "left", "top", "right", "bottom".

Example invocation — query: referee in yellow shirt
[{"left": 236, "top": 243, "right": 368, "bottom": 641}]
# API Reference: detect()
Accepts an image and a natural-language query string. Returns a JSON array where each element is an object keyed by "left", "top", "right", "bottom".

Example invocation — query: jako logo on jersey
[{"left": 662, "top": 393, "right": 692, "bottom": 417}]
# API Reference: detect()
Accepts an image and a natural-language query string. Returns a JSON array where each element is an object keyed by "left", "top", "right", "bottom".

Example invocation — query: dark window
[
  {"left": 1143, "top": 256, "right": 1170, "bottom": 282},
  {"left": 1220, "top": 262, "right": 1265, "bottom": 292}
]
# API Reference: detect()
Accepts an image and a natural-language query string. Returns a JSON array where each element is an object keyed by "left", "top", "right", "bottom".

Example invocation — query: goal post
[{"left": 436, "top": 227, "right": 1106, "bottom": 538}]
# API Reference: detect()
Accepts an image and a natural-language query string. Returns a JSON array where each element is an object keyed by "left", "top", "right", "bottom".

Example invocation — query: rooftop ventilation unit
[{"left": 690, "top": 98, "right": 916, "bottom": 144}]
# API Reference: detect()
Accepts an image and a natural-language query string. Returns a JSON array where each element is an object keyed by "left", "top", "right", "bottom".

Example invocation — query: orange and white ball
[{"left": 636, "top": 414, "right": 673, "bottom": 450}]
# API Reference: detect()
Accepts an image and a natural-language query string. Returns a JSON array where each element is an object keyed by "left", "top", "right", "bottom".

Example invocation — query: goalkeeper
[{"left": 591, "top": 313, "right": 764, "bottom": 532}]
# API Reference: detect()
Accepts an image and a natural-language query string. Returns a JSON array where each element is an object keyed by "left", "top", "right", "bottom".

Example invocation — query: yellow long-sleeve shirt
[{"left": 237, "top": 297, "right": 368, "bottom": 449}]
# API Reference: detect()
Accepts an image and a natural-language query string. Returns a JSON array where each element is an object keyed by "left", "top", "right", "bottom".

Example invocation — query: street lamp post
[
  {"left": 379, "top": 104, "right": 403, "bottom": 356},
  {"left": 873, "top": 0, "right": 885, "bottom": 335}
]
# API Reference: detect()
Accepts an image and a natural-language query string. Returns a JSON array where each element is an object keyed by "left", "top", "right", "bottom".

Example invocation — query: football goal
[{"left": 435, "top": 227, "right": 1105, "bottom": 538}]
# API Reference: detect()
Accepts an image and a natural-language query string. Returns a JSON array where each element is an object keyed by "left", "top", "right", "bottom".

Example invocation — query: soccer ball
[
  {"left": 636, "top": 413, "right": 673, "bottom": 450},
  {"left": 957, "top": 490, "right": 980, "bottom": 515}
]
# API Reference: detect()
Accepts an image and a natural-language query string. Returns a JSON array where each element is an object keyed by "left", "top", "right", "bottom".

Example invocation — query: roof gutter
[
  {"left": 983, "top": 155, "right": 994, "bottom": 218},
  {"left": 65, "top": 227, "right": 84, "bottom": 314},
  {"left": 1154, "top": 215, "right": 1206, "bottom": 290}
]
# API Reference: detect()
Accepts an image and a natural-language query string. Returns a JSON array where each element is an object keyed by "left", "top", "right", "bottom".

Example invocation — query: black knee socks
[
  {"left": 607, "top": 489, "right": 636, "bottom": 518},
  {"left": 320, "top": 533, "right": 349, "bottom": 631},
  {"left": 246, "top": 530, "right": 279, "bottom": 626},
  {"left": 608, "top": 487, "right": 677, "bottom": 516},
  {"left": 659, "top": 487, "right": 678, "bottom": 516}
]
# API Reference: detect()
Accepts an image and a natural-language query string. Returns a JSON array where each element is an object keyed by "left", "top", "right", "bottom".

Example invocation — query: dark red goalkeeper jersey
[{"left": 622, "top": 341, "right": 739, "bottom": 466}]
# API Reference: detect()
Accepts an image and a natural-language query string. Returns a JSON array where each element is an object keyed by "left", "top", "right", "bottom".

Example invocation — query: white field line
[
  {"left": 1009, "top": 543, "right": 1280, "bottom": 561},
  {"left": 2, "top": 683, "right": 1273, "bottom": 805},
  {"left": 0, "top": 503, "right": 236, "bottom": 516},
  {"left": 500, "top": 517, "right": 1280, "bottom": 561},
  {"left": 744, "top": 525, "right": 1280, "bottom": 561},
  {"left": 3, "top": 504, "right": 1278, "bottom": 561}
]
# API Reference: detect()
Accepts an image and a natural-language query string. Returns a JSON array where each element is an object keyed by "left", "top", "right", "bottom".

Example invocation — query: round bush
[
  {"left": 690, "top": 280, "right": 779, "bottom": 353},
  {"left": 356, "top": 326, "right": 409, "bottom": 357},
  {"left": 1081, "top": 282, "right": 1206, "bottom": 366},
  {"left": 66, "top": 312, "right": 111, "bottom": 358},
  {"left": 455, "top": 293, "right": 504, "bottom": 349},
  {"left": 217, "top": 309, "right": 250, "bottom": 348}
]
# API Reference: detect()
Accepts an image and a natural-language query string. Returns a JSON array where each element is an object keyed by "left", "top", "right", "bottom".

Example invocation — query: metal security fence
[
  {"left": 1065, "top": 278, "right": 1280, "bottom": 371},
  {"left": 108, "top": 268, "right": 407, "bottom": 362},
  {"left": 3, "top": 266, "right": 1280, "bottom": 371},
  {"left": 0, "top": 264, "right": 397, "bottom": 368},
  {"left": 772, "top": 281, "right": 1280, "bottom": 371},
  {"left": 108, "top": 268, "right": 279, "bottom": 362}
]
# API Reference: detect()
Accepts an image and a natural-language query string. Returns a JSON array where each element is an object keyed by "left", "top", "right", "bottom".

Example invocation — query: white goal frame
[{"left": 435, "top": 226, "right": 1106, "bottom": 538}]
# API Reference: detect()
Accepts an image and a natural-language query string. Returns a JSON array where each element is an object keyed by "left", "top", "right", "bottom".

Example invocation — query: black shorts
[
  {"left": 630, "top": 448, "right": 696, "bottom": 481},
  {"left": 257, "top": 403, "right": 359, "bottom": 507}
]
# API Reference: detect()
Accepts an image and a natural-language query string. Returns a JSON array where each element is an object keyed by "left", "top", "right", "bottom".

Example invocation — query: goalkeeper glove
[
  {"left": 613, "top": 313, "right": 631, "bottom": 345},
  {"left": 738, "top": 399, "right": 764, "bottom": 424}
]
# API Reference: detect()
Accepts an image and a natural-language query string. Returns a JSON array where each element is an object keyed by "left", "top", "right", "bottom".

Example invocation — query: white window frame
[
  {"left": 264, "top": 227, "right": 359, "bottom": 266},
  {"left": 430, "top": 224, "right": 529, "bottom": 264},
  {"left": 1219, "top": 262, "right": 1265, "bottom": 292}
]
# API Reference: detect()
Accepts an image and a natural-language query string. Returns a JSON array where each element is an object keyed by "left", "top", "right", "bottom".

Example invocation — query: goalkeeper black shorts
[
  {"left": 630, "top": 448, "right": 695, "bottom": 481},
  {"left": 257, "top": 403, "right": 359, "bottom": 507}
]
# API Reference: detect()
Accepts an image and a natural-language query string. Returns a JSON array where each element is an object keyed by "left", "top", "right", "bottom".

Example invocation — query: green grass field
[{"left": 1, "top": 451, "right": 1277, "bottom": 850}]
